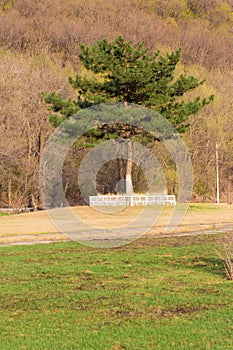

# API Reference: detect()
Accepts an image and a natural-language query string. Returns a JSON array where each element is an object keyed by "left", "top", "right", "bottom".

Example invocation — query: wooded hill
[{"left": 0, "top": 0, "right": 232, "bottom": 209}]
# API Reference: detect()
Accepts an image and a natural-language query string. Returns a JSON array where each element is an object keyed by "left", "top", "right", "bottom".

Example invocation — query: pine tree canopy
[{"left": 44, "top": 36, "right": 214, "bottom": 134}]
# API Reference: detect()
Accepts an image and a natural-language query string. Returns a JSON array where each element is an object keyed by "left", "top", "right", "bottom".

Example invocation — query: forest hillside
[{"left": 0, "top": 0, "right": 232, "bottom": 208}]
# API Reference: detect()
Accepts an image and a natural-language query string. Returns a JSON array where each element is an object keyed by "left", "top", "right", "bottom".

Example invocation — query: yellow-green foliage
[{"left": 0, "top": 0, "right": 15, "bottom": 11}]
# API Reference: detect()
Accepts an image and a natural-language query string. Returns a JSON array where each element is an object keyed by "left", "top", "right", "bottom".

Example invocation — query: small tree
[
  {"left": 216, "top": 235, "right": 233, "bottom": 280},
  {"left": 44, "top": 36, "right": 213, "bottom": 195}
]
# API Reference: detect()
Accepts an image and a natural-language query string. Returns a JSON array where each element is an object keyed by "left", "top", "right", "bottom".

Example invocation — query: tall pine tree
[{"left": 44, "top": 36, "right": 213, "bottom": 195}]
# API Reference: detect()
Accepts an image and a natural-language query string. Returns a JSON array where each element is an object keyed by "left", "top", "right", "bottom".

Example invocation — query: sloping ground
[{"left": 0, "top": 204, "right": 232, "bottom": 245}]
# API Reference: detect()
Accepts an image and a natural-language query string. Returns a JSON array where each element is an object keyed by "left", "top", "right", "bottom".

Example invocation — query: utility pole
[{"left": 216, "top": 142, "right": 220, "bottom": 204}]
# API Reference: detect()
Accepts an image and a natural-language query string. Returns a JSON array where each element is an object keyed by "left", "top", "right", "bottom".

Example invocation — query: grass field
[{"left": 0, "top": 234, "right": 233, "bottom": 349}]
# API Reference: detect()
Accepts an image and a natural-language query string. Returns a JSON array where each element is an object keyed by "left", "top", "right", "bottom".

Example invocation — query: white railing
[{"left": 89, "top": 195, "right": 176, "bottom": 207}]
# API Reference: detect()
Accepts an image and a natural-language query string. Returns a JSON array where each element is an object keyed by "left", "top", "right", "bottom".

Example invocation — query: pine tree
[{"left": 44, "top": 36, "right": 213, "bottom": 195}]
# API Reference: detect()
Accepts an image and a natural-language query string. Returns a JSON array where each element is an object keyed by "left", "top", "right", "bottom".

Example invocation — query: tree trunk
[
  {"left": 125, "top": 139, "right": 133, "bottom": 194},
  {"left": 124, "top": 101, "right": 134, "bottom": 194},
  {"left": 8, "top": 177, "right": 12, "bottom": 206}
]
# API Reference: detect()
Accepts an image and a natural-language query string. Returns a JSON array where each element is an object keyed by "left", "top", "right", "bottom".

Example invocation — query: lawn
[{"left": 0, "top": 234, "right": 233, "bottom": 349}]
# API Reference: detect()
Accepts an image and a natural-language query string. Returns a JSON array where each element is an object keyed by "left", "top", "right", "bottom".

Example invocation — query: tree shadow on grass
[{"left": 188, "top": 257, "right": 226, "bottom": 279}]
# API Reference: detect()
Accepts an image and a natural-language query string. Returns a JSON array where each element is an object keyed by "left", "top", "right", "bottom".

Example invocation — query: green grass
[
  {"left": 0, "top": 212, "right": 9, "bottom": 217},
  {"left": 188, "top": 203, "right": 221, "bottom": 211},
  {"left": 0, "top": 235, "right": 232, "bottom": 349}
]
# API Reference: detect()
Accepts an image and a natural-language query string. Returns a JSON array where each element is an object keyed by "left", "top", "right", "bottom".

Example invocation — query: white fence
[{"left": 89, "top": 195, "right": 176, "bottom": 207}]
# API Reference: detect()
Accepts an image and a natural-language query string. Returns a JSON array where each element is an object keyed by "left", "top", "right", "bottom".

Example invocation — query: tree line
[{"left": 0, "top": 0, "right": 232, "bottom": 209}]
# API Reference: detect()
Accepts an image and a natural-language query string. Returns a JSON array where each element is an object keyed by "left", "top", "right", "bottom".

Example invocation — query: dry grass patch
[{"left": 0, "top": 203, "right": 232, "bottom": 245}]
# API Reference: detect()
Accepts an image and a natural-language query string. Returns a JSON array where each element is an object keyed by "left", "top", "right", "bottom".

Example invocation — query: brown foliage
[
  {"left": 0, "top": 0, "right": 231, "bottom": 70},
  {"left": 180, "top": 20, "right": 233, "bottom": 69},
  {"left": 0, "top": 52, "right": 73, "bottom": 208}
]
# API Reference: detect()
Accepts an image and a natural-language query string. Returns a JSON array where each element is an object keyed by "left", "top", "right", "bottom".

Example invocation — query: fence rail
[{"left": 89, "top": 195, "right": 176, "bottom": 207}]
